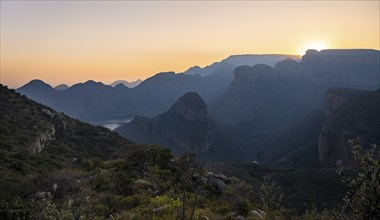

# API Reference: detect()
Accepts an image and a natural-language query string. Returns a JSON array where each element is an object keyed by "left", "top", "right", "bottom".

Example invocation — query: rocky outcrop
[
  {"left": 170, "top": 92, "right": 210, "bottom": 122},
  {"left": 157, "top": 92, "right": 215, "bottom": 153},
  {"left": 115, "top": 92, "right": 216, "bottom": 155},
  {"left": 42, "top": 108, "right": 54, "bottom": 118},
  {"left": 193, "top": 171, "right": 232, "bottom": 193},
  {"left": 233, "top": 64, "right": 278, "bottom": 86},
  {"left": 318, "top": 88, "right": 380, "bottom": 168},
  {"left": 32, "top": 125, "right": 56, "bottom": 153},
  {"left": 210, "top": 63, "right": 316, "bottom": 129},
  {"left": 301, "top": 49, "right": 380, "bottom": 87},
  {"left": 322, "top": 87, "right": 366, "bottom": 115},
  {"left": 275, "top": 58, "right": 303, "bottom": 79}
]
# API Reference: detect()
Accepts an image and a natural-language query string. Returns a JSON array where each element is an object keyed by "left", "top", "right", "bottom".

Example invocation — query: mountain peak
[
  {"left": 111, "top": 79, "right": 142, "bottom": 88},
  {"left": 170, "top": 92, "right": 208, "bottom": 121},
  {"left": 54, "top": 84, "right": 69, "bottom": 91},
  {"left": 29, "top": 79, "right": 46, "bottom": 85},
  {"left": 18, "top": 79, "right": 53, "bottom": 91},
  {"left": 116, "top": 91, "right": 215, "bottom": 154},
  {"left": 81, "top": 80, "right": 108, "bottom": 88},
  {"left": 83, "top": 80, "right": 101, "bottom": 85}
]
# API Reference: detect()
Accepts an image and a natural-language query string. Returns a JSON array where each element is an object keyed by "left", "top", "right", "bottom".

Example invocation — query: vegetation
[
  {"left": 337, "top": 141, "right": 380, "bottom": 220},
  {"left": 1, "top": 85, "right": 379, "bottom": 219}
]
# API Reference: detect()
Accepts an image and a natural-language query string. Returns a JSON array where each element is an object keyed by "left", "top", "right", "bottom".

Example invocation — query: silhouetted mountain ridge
[
  {"left": 111, "top": 79, "right": 142, "bottom": 88},
  {"left": 54, "top": 84, "right": 69, "bottom": 91},
  {"left": 17, "top": 50, "right": 380, "bottom": 130}
]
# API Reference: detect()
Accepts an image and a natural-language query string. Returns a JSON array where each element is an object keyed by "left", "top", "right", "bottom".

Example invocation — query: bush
[{"left": 337, "top": 140, "right": 380, "bottom": 220}]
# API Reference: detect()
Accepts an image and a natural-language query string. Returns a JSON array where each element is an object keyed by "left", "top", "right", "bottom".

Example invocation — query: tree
[{"left": 337, "top": 140, "right": 380, "bottom": 220}]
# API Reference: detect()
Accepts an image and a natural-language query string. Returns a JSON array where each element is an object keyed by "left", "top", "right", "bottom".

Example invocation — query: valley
[{"left": 2, "top": 50, "right": 380, "bottom": 219}]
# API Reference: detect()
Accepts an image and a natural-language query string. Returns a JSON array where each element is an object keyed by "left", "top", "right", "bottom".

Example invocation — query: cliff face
[
  {"left": 32, "top": 125, "right": 56, "bottom": 154},
  {"left": 232, "top": 64, "right": 278, "bottom": 87},
  {"left": 116, "top": 92, "right": 216, "bottom": 155},
  {"left": 301, "top": 49, "right": 380, "bottom": 88},
  {"left": 210, "top": 64, "right": 318, "bottom": 130},
  {"left": 321, "top": 88, "right": 366, "bottom": 115},
  {"left": 318, "top": 88, "right": 380, "bottom": 168},
  {"left": 157, "top": 92, "right": 215, "bottom": 154}
]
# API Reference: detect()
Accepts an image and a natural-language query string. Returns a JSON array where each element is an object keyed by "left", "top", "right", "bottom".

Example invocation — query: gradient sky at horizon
[{"left": 1, "top": 1, "right": 379, "bottom": 88}]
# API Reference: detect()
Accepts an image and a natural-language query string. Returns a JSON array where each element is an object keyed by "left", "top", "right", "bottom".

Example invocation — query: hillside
[
  {"left": 0, "top": 84, "right": 372, "bottom": 219},
  {"left": 0, "top": 84, "right": 145, "bottom": 198},
  {"left": 1, "top": 84, "right": 255, "bottom": 219}
]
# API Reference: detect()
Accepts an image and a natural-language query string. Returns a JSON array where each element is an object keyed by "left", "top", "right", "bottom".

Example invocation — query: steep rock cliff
[
  {"left": 115, "top": 92, "right": 246, "bottom": 161},
  {"left": 116, "top": 92, "right": 215, "bottom": 154},
  {"left": 301, "top": 49, "right": 380, "bottom": 88},
  {"left": 318, "top": 88, "right": 380, "bottom": 168}
]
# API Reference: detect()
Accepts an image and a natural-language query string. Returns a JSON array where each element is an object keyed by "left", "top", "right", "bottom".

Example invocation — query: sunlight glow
[{"left": 300, "top": 42, "right": 328, "bottom": 55}]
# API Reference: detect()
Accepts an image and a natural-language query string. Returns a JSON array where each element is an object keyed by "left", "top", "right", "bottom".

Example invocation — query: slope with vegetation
[{"left": 1, "top": 84, "right": 378, "bottom": 219}]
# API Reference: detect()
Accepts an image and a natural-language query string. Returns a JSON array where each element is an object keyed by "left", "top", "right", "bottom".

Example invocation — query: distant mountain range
[
  {"left": 182, "top": 54, "right": 301, "bottom": 77},
  {"left": 54, "top": 84, "right": 69, "bottom": 91},
  {"left": 110, "top": 79, "right": 142, "bottom": 88},
  {"left": 15, "top": 49, "right": 380, "bottom": 167},
  {"left": 17, "top": 50, "right": 380, "bottom": 122},
  {"left": 51, "top": 80, "right": 142, "bottom": 92}
]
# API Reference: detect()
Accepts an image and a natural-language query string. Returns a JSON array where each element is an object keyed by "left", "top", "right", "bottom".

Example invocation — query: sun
[{"left": 299, "top": 42, "right": 328, "bottom": 55}]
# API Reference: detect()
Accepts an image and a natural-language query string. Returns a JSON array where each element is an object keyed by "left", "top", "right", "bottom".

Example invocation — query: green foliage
[
  {"left": 1, "top": 85, "right": 371, "bottom": 219},
  {"left": 260, "top": 178, "right": 283, "bottom": 211},
  {"left": 337, "top": 140, "right": 380, "bottom": 220}
]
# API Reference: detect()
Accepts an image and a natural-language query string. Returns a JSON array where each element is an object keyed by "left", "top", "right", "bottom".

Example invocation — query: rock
[
  {"left": 210, "top": 177, "right": 226, "bottom": 192},
  {"left": 235, "top": 215, "right": 246, "bottom": 220},
  {"left": 321, "top": 87, "right": 365, "bottom": 115},
  {"left": 116, "top": 92, "right": 216, "bottom": 155},
  {"left": 42, "top": 109, "right": 54, "bottom": 118},
  {"left": 152, "top": 190, "right": 161, "bottom": 196},
  {"left": 216, "top": 173, "right": 232, "bottom": 183},
  {"left": 32, "top": 125, "right": 56, "bottom": 153},
  {"left": 200, "top": 176, "right": 208, "bottom": 184},
  {"left": 251, "top": 209, "right": 266, "bottom": 219},
  {"left": 318, "top": 88, "right": 380, "bottom": 168},
  {"left": 233, "top": 64, "right": 277, "bottom": 85},
  {"left": 301, "top": 49, "right": 380, "bottom": 86},
  {"left": 152, "top": 207, "right": 164, "bottom": 214}
]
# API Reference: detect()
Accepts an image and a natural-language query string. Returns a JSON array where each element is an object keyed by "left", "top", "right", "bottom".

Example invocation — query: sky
[{"left": 1, "top": 1, "right": 379, "bottom": 88}]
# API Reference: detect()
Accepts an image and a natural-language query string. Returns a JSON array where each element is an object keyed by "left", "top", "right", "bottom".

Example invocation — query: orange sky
[{"left": 1, "top": 1, "right": 379, "bottom": 88}]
